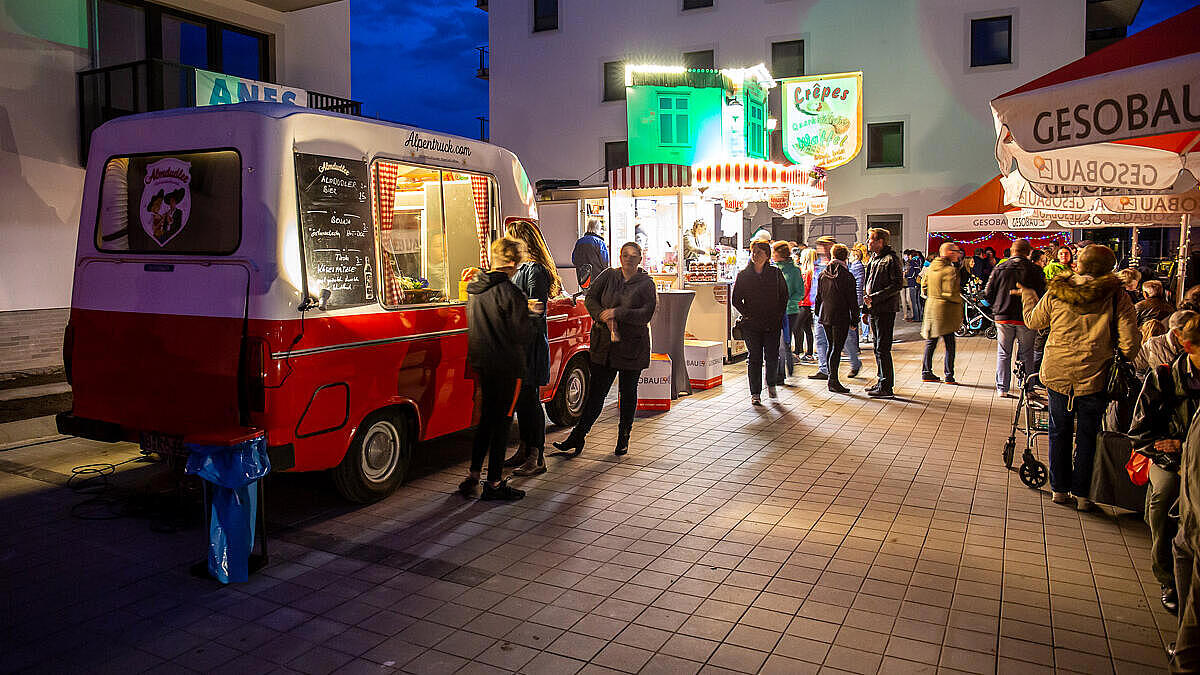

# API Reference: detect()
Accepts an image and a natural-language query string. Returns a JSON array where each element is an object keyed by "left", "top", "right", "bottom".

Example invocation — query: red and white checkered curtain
[
  {"left": 371, "top": 161, "right": 404, "bottom": 305},
  {"left": 469, "top": 175, "right": 491, "bottom": 269}
]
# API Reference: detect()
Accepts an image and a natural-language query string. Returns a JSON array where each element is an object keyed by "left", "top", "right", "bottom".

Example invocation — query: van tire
[
  {"left": 332, "top": 410, "right": 411, "bottom": 503},
  {"left": 546, "top": 355, "right": 589, "bottom": 427}
]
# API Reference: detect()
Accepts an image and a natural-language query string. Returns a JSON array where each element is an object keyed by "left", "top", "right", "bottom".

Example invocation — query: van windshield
[{"left": 96, "top": 150, "right": 241, "bottom": 254}]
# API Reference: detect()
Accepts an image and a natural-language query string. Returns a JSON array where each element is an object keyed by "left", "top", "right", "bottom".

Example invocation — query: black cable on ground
[{"left": 67, "top": 455, "right": 201, "bottom": 533}]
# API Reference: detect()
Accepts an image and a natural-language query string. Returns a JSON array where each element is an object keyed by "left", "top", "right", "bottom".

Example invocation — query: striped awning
[
  {"left": 692, "top": 159, "right": 826, "bottom": 194},
  {"left": 608, "top": 164, "right": 692, "bottom": 190}
]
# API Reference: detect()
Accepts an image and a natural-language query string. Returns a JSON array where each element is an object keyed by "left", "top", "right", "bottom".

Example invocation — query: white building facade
[
  {"left": 487, "top": 0, "right": 1094, "bottom": 250},
  {"left": 0, "top": 0, "right": 353, "bottom": 373}
]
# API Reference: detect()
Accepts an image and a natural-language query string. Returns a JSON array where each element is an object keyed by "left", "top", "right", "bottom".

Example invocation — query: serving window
[{"left": 371, "top": 159, "right": 497, "bottom": 307}]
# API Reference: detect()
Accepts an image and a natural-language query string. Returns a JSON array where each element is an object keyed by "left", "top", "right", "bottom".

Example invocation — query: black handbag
[
  {"left": 731, "top": 316, "right": 746, "bottom": 341},
  {"left": 1106, "top": 292, "right": 1139, "bottom": 401}
]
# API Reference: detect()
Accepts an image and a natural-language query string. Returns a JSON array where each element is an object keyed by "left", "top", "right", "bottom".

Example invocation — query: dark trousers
[
  {"left": 515, "top": 378, "right": 545, "bottom": 451},
  {"left": 795, "top": 306, "right": 815, "bottom": 355},
  {"left": 745, "top": 327, "right": 781, "bottom": 396},
  {"left": 824, "top": 322, "right": 849, "bottom": 386},
  {"left": 1034, "top": 328, "right": 1049, "bottom": 372},
  {"left": 1148, "top": 464, "right": 1181, "bottom": 587},
  {"left": 1046, "top": 388, "right": 1106, "bottom": 496},
  {"left": 1175, "top": 530, "right": 1200, "bottom": 673},
  {"left": 569, "top": 361, "right": 638, "bottom": 442},
  {"left": 471, "top": 374, "right": 521, "bottom": 483},
  {"left": 922, "top": 333, "right": 956, "bottom": 378},
  {"left": 869, "top": 311, "right": 897, "bottom": 391},
  {"left": 774, "top": 314, "right": 797, "bottom": 383}
]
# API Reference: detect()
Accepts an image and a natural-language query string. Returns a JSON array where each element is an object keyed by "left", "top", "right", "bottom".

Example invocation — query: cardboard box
[
  {"left": 684, "top": 339, "right": 723, "bottom": 389},
  {"left": 636, "top": 353, "right": 672, "bottom": 413}
]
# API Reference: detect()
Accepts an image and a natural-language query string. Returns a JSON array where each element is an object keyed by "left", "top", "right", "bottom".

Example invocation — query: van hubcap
[
  {"left": 360, "top": 420, "right": 400, "bottom": 484},
  {"left": 565, "top": 367, "right": 585, "bottom": 415}
]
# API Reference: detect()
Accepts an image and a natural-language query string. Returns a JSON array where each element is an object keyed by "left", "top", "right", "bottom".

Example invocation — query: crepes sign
[{"left": 781, "top": 72, "right": 863, "bottom": 169}]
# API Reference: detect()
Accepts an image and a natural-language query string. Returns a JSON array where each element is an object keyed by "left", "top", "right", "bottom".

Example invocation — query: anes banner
[
  {"left": 195, "top": 68, "right": 308, "bottom": 107},
  {"left": 992, "top": 52, "right": 1200, "bottom": 152},
  {"left": 781, "top": 72, "right": 863, "bottom": 169}
]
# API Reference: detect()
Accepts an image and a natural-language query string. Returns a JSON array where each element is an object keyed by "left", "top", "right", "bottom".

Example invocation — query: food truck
[{"left": 56, "top": 104, "right": 592, "bottom": 502}]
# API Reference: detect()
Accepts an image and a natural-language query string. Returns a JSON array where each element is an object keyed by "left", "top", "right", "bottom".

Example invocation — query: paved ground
[{"left": 0, "top": 331, "right": 1173, "bottom": 674}]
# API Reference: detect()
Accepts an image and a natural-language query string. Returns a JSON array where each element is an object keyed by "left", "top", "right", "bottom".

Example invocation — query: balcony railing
[
  {"left": 476, "top": 46, "right": 489, "bottom": 80},
  {"left": 77, "top": 59, "right": 362, "bottom": 164},
  {"left": 476, "top": 115, "right": 489, "bottom": 142}
]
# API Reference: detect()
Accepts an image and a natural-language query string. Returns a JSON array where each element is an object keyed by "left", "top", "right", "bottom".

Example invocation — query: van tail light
[
  {"left": 63, "top": 322, "right": 75, "bottom": 386},
  {"left": 238, "top": 337, "right": 268, "bottom": 424}
]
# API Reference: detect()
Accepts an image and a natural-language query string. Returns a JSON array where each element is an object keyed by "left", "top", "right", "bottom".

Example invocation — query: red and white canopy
[
  {"left": 692, "top": 159, "right": 825, "bottom": 194},
  {"left": 608, "top": 163, "right": 692, "bottom": 190},
  {"left": 990, "top": 6, "right": 1200, "bottom": 196}
]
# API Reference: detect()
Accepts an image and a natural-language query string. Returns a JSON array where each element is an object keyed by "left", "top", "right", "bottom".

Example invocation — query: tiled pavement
[{"left": 0, "top": 331, "right": 1174, "bottom": 673}]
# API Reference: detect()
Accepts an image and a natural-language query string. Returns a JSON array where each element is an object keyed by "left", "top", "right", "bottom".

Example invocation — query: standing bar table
[{"left": 650, "top": 289, "right": 695, "bottom": 399}]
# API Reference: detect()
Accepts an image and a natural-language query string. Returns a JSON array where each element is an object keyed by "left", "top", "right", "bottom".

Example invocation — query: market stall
[
  {"left": 925, "top": 175, "right": 1070, "bottom": 256},
  {"left": 990, "top": 6, "right": 1200, "bottom": 292}
]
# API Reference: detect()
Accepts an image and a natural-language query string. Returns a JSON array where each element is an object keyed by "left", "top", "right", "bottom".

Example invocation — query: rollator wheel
[
  {"left": 1019, "top": 460, "right": 1048, "bottom": 489},
  {"left": 984, "top": 325, "right": 997, "bottom": 340},
  {"left": 1002, "top": 438, "right": 1016, "bottom": 469}
]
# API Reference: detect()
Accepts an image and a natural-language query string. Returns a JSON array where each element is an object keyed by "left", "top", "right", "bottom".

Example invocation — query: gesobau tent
[{"left": 990, "top": 5, "right": 1200, "bottom": 198}]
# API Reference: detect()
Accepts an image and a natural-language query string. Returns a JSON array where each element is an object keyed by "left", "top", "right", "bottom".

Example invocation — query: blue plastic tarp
[{"left": 184, "top": 434, "right": 270, "bottom": 583}]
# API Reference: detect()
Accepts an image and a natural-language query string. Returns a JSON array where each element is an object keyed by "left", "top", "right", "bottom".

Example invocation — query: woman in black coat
[
  {"left": 553, "top": 242, "right": 656, "bottom": 456},
  {"left": 462, "top": 237, "right": 533, "bottom": 501},
  {"left": 815, "top": 244, "right": 861, "bottom": 394},
  {"left": 504, "top": 220, "right": 562, "bottom": 477},
  {"left": 732, "top": 240, "right": 789, "bottom": 405}
]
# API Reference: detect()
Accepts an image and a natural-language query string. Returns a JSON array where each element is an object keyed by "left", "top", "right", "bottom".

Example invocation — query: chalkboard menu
[{"left": 295, "top": 153, "right": 376, "bottom": 307}]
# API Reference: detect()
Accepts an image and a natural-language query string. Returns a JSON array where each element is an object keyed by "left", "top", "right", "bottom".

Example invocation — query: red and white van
[{"left": 57, "top": 103, "right": 592, "bottom": 502}]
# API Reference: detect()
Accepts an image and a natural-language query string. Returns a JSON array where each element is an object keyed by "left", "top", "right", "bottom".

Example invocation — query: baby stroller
[
  {"left": 1001, "top": 362, "right": 1050, "bottom": 488},
  {"left": 955, "top": 292, "right": 997, "bottom": 339}
]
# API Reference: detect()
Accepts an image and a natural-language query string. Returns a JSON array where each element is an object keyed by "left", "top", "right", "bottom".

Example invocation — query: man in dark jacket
[
  {"left": 864, "top": 228, "right": 905, "bottom": 397},
  {"left": 1129, "top": 335, "right": 1200, "bottom": 617},
  {"left": 816, "top": 244, "right": 860, "bottom": 394},
  {"left": 464, "top": 237, "right": 534, "bottom": 501},
  {"left": 571, "top": 219, "right": 610, "bottom": 287},
  {"left": 984, "top": 239, "right": 1047, "bottom": 397},
  {"left": 732, "top": 241, "right": 789, "bottom": 404}
]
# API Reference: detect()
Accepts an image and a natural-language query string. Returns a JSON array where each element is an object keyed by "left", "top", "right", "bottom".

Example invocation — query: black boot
[
  {"left": 551, "top": 434, "right": 584, "bottom": 456},
  {"left": 615, "top": 429, "right": 630, "bottom": 456}
]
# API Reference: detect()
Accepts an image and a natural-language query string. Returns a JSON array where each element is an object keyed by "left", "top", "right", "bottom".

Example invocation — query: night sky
[{"left": 349, "top": 0, "right": 1200, "bottom": 141}]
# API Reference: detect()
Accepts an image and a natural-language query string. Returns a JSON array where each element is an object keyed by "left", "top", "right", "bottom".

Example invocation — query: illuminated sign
[{"left": 781, "top": 72, "right": 863, "bottom": 169}]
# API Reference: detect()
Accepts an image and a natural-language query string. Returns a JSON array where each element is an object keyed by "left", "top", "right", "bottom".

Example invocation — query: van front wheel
[
  {"left": 332, "top": 411, "right": 411, "bottom": 503},
  {"left": 546, "top": 356, "right": 589, "bottom": 427}
]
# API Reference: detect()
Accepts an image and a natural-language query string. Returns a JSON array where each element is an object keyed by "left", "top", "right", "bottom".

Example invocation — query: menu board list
[{"left": 295, "top": 153, "right": 376, "bottom": 307}]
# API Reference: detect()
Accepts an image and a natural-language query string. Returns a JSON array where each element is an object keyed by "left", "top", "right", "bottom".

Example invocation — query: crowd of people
[{"left": 465, "top": 219, "right": 1200, "bottom": 669}]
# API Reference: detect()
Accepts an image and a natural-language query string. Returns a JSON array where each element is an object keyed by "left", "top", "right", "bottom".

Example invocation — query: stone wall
[{"left": 0, "top": 308, "right": 68, "bottom": 376}]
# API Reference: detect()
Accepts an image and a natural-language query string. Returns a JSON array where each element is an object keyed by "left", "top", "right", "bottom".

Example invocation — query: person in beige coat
[
  {"left": 1019, "top": 245, "right": 1139, "bottom": 510},
  {"left": 920, "top": 243, "right": 964, "bottom": 383}
]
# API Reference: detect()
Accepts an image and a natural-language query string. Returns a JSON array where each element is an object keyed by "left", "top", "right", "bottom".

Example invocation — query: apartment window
[
  {"left": 97, "top": 0, "right": 147, "bottom": 67},
  {"left": 533, "top": 0, "right": 558, "bottom": 32},
  {"left": 221, "top": 28, "right": 265, "bottom": 80},
  {"left": 603, "top": 60, "right": 625, "bottom": 101},
  {"left": 683, "top": 49, "right": 714, "bottom": 70},
  {"left": 604, "top": 141, "right": 628, "bottom": 174},
  {"left": 770, "top": 40, "right": 804, "bottom": 79},
  {"left": 971, "top": 15, "right": 1012, "bottom": 67},
  {"left": 682, "top": 0, "right": 714, "bottom": 9},
  {"left": 867, "top": 121, "right": 904, "bottom": 168},
  {"left": 867, "top": 214, "right": 903, "bottom": 245},
  {"left": 658, "top": 94, "right": 690, "bottom": 145},
  {"left": 746, "top": 98, "right": 765, "bottom": 158}
]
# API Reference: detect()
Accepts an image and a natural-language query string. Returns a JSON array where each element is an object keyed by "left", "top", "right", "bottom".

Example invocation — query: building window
[
  {"left": 867, "top": 121, "right": 904, "bottom": 168},
  {"left": 867, "top": 214, "right": 903, "bottom": 245},
  {"left": 770, "top": 40, "right": 804, "bottom": 79},
  {"left": 683, "top": 49, "right": 714, "bottom": 70},
  {"left": 221, "top": 28, "right": 265, "bottom": 80},
  {"left": 604, "top": 141, "right": 628, "bottom": 174},
  {"left": 971, "top": 15, "right": 1012, "bottom": 67},
  {"left": 533, "top": 0, "right": 558, "bottom": 32},
  {"left": 658, "top": 94, "right": 690, "bottom": 146},
  {"left": 603, "top": 60, "right": 625, "bottom": 101},
  {"left": 682, "top": 0, "right": 714, "bottom": 9},
  {"left": 161, "top": 13, "right": 209, "bottom": 69},
  {"left": 97, "top": 0, "right": 147, "bottom": 67},
  {"left": 746, "top": 98, "right": 765, "bottom": 159}
]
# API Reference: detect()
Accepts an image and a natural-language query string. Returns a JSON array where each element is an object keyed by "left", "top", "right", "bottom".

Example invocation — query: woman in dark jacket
[
  {"left": 815, "top": 244, "right": 860, "bottom": 394},
  {"left": 462, "top": 236, "right": 534, "bottom": 501},
  {"left": 732, "top": 240, "right": 789, "bottom": 405},
  {"left": 553, "top": 242, "right": 656, "bottom": 456},
  {"left": 504, "top": 220, "right": 562, "bottom": 477}
]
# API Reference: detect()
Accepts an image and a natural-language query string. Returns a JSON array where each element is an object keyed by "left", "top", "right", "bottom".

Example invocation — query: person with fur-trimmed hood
[{"left": 1018, "top": 245, "right": 1139, "bottom": 511}]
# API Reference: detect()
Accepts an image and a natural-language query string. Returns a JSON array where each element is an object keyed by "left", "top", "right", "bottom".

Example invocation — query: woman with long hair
[
  {"left": 553, "top": 242, "right": 656, "bottom": 456},
  {"left": 795, "top": 247, "right": 818, "bottom": 362},
  {"left": 503, "top": 220, "right": 562, "bottom": 476}
]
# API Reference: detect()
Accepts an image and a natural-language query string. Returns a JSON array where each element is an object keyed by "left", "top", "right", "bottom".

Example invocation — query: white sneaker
[
  {"left": 767, "top": 386, "right": 778, "bottom": 399},
  {"left": 783, "top": 376, "right": 800, "bottom": 387},
  {"left": 1052, "top": 491, "right": 1073, "bottom": 504}
]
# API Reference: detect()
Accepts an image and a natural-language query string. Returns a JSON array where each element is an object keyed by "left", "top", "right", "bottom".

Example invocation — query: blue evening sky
[{"left": 349, "top": 0, "right": 1199, "bottom": 140}]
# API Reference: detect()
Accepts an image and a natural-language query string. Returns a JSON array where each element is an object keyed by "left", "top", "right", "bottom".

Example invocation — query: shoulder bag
[{"left": 1106, "top": 291, "right": 1139, "bottom": 401}]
